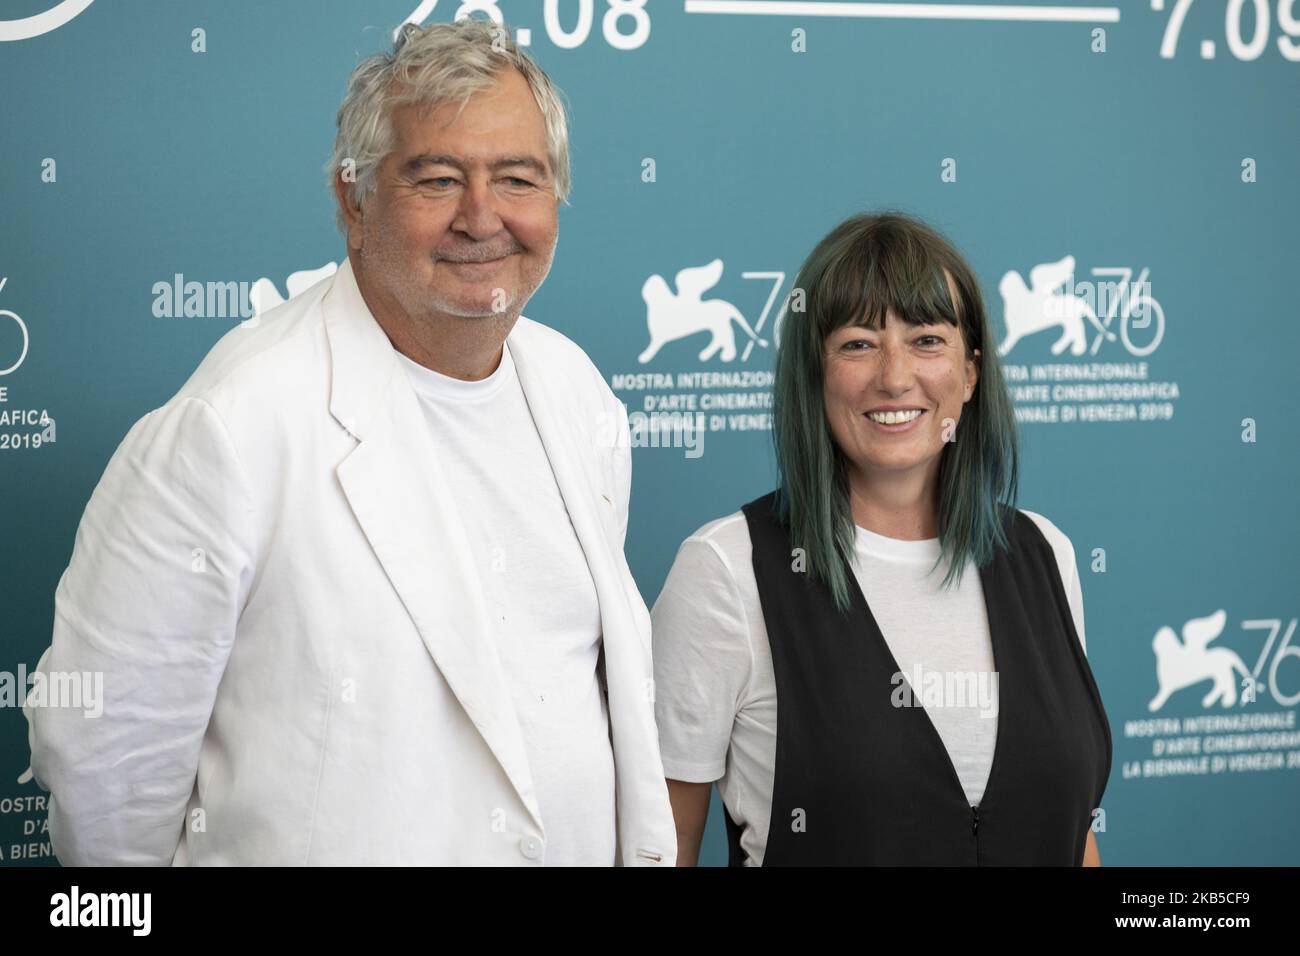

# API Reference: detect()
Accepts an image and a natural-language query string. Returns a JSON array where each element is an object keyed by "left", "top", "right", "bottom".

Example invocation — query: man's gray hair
[{"left": 327, "top": 18, "right": 572, "bottom": 233}]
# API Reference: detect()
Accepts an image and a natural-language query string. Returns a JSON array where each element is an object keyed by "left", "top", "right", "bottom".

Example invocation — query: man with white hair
[{"left": 25, "top": 19, "right": 676, "bottom": 866}]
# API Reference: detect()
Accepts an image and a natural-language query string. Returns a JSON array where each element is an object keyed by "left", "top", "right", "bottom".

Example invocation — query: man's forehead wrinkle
[
  {"left": 399, "top": 153, "right": 549, "bottom": 174},
  {"left": 402, "top": 90, "right": 476, "bottom": 123},
  {"left": 395, "top": 116, "right": 549, "bottom": 162}
]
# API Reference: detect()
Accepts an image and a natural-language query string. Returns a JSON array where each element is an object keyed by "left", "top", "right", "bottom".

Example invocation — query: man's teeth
[{"left": 867, "top": 409, "right": 923, "bottom": 425}]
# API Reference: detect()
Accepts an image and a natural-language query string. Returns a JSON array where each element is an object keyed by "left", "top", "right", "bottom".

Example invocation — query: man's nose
[{"left": 451, "top": 177, "right": 506, "bottom": 240}]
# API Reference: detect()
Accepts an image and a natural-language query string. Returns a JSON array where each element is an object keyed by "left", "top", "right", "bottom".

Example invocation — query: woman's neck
[{"left": 845, "top": 461, "right": 941, "bottom": 540}]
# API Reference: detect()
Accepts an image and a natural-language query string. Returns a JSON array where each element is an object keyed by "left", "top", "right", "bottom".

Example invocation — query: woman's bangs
[{"left": 817, "top": 244, "right": 960, "bottom": 337}]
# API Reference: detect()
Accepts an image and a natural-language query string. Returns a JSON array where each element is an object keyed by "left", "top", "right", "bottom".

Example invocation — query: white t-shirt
[
  {"left": 396, "top": 341, "right": 616, "bottom": 866},
  {"left": 651, "top": 507, "right": 1087, "bottom": 867}
]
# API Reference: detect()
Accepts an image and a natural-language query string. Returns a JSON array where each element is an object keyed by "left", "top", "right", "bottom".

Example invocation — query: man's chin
[{"left": 425, "top": 296, "right": 516, "bottom": 320}]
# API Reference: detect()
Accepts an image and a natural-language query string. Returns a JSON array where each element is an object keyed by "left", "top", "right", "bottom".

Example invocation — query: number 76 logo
[{"left": 0, "top": 277, "right": 30, "bottom": 376}]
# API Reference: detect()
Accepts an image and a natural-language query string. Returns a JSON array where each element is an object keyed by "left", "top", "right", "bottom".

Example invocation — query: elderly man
[{"left": 24, "top": 19, "right": 675, "bottom": 866}]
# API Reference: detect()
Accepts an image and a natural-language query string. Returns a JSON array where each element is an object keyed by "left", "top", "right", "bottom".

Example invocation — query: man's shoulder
[
  {"left": 172, "top": 273, "right": 335, "bottom": 412},
  {"left": 510, "top": 315, "right": 612, "bottom": 401}
]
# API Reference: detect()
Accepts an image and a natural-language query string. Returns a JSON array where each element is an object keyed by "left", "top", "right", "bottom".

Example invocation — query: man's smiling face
[{"left": 345, "top": 66, "right": 559, "bottom": 325}]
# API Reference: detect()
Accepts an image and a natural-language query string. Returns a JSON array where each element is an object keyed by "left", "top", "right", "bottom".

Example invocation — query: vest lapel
[{"left": 843, "top": 556, "right": 1012, "bottom": 815}]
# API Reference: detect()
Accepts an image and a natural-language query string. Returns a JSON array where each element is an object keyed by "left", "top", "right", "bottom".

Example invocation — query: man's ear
[{"left": 333, "top": 174, "right": 365, "bottom": 252}]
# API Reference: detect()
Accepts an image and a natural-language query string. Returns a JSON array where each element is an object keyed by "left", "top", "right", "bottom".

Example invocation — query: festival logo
[
  {"left": 610, "top": 259, "right": 785, "bottom": 458},
  {"left": 0, "top": 277, "right": 29, "bottom": 377},
  {"left": 637, "top": 259, "right": 768, "bottom": 364},
  {"left": 1121, "top": 609, "right": 1300, "bottom": 783},
  {"left": 996, "top": 254, "right": 1178, "bottom": 425},
  {"left": 0, "top": 276, "right": 55, "bottom": 453}
]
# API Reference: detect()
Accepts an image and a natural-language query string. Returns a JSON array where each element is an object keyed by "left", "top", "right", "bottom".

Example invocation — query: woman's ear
[{"left": 965, "top": 347, "right": 981, "bottom": 402}]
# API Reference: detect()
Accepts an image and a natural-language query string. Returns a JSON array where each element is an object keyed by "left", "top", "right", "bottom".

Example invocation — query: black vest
[{"left": 725, "top": 491, "right": 1112, "bottom": 866}]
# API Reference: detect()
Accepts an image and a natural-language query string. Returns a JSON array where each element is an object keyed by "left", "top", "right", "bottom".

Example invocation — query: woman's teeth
[{"left": 867, "top": 409, "right": 924, "bottom": 425}]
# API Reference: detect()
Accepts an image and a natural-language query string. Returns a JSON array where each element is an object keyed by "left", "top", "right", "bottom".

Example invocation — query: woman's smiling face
[{"left": 822, "top": 272, "right": 980, "bottom": 483}]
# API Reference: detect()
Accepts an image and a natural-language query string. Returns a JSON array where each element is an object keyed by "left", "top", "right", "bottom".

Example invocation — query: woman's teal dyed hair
[{"left": 772, "top": 211, "right": 1019, "bottom": 613}]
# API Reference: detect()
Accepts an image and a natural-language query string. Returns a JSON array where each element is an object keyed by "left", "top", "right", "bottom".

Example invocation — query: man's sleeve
[{"left": 24, "top": 396, "right": 259, "bottom": 865}]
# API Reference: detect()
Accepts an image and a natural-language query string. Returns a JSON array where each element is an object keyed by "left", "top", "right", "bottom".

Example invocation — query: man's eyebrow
[{"left": 401, "top": 154, "right": 550, "bottom": 176}]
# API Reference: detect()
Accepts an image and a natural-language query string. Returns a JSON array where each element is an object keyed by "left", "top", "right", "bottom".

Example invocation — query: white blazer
[{"left": 25, "top": 258, "right": 677, "bottom": 866}]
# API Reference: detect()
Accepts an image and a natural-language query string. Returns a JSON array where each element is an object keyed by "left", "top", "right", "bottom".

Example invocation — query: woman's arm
[
  {"left": 651, "top": 529, "right": 754, "bottom": 867},
  {"left": 1084, "top": 830, "right": 1101, "bottom": 866},
  {"left": 667, "top": 779, "right": 713, "bottom": 866}
]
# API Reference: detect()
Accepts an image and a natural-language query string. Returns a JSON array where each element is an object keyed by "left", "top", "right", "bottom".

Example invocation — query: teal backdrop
[{"left": 1, "top": 0, "right": 1297, "bottom": 866}]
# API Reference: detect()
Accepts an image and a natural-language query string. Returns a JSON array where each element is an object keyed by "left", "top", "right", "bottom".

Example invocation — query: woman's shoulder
[
  {"left": 676, "top": 509, "right": 754, "bottom": 573},
  {"left": 1016, "top": 507, "right": 1072, "bottom": 546},
  {"left": 1014, "top": 508, "right": 1089, "bottom": 653},
  {"left": 1015, "top": 507, "right": 1080, "bottom": 583},
  {"left": 654, "top": 509, "right": 764, "bottom": 653}
]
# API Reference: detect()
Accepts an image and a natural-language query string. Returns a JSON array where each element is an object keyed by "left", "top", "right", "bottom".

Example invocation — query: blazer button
[{"left": 519, "top": 836, "right": 544, "bottom": 861}]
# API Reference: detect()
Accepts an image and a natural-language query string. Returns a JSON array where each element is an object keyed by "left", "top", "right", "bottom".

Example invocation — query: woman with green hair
[{"left": 651, "top": 212, "right": 1111, "bottom": 866}]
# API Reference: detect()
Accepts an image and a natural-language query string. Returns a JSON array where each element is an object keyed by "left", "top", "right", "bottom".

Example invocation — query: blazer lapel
[
  {"left": 512, "top": 332, "right": 672, "bottom": 862},
  {"left": 510, "top": 336, "right": 642, "bottom": 655},
  {"left": 322, "top": 259, "right": 542, "bottom": 832}
]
